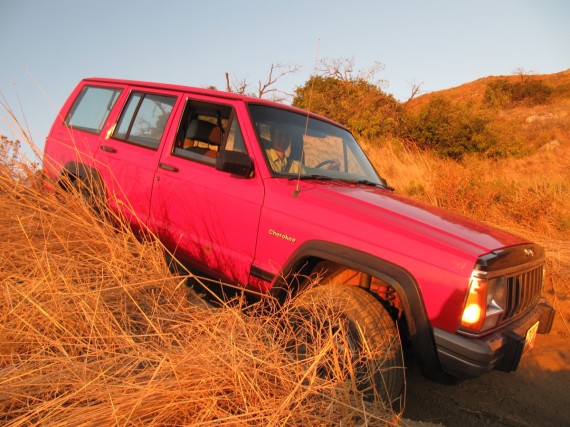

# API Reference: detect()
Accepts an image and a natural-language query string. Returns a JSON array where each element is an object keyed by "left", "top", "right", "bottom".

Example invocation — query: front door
[{"left": 149, "top": 98, "right": 263, "bottom": 285}]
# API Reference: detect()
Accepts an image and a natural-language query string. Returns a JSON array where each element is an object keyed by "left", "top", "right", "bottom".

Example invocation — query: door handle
[
  {"left": 100, "top": 145, "right": 117, "bottom": 153},
  {"left": 158, "top": 163, "right": 179, "bottom": 173}
]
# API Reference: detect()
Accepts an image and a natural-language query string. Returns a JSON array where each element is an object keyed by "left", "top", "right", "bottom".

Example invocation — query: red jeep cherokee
[{"left": 44, "top": 78, "right": 555, "bottom": 405}]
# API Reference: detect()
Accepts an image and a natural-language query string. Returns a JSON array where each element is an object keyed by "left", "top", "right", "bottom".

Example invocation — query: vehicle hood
[{"left": 298, "top": 181, "right": 526, "bottom": 258}]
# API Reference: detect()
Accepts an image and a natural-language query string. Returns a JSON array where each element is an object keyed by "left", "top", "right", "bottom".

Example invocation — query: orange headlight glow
[{"left": 460, "top": 277, "right": 487, "bottom": 331}]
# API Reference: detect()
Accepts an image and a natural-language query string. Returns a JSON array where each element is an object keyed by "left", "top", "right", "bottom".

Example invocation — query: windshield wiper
[
  {"left": 288, "top": 175, "right": 394, "bottom": 191},
  {"left": 353, "top": 179, "right": 379, "bottom": 186},
  {"left": 332, "top": 178, "right": 379, "bottom": 187},
  {"left": 288, "top": 174, "right": 333, "bottom": 181},
  {"left": 339, "top": 178, "right": 395, "bottom": 191}
]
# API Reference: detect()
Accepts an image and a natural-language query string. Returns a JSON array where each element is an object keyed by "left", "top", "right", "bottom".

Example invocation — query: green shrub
[
  {"left": 484, "top": 79, "right": 512, "bottom": 108},
  {"left": 484, "top": 78, "right": 553, "bottom": 108},
  {"left": 407, "top": 97, "right": 504, "bottom": 159},
  {"left": 511, "top": 79, "right": 553, "bottom": 105},
  {"left": 293, "top": 76, "right": 404, "bottom": 140}
]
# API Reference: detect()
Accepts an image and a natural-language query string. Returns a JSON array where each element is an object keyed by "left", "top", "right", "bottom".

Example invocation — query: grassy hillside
[
  {"left": 406, "top": 69, "right": 570, "bottom": 154},
  {"left": 406, "top": 69, "right": 570, "bottom": 108}
]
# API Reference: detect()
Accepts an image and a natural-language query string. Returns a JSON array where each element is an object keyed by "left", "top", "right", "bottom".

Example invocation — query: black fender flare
[
  {"left": 270, "top": 240, "right": 451, "bottom": 382},
  {"left": 59, "top": 162, "right": 105, "bottom": 196}
]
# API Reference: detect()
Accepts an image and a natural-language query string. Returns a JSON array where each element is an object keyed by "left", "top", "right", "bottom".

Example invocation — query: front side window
[
  {"left": 65, "top": 86, "right": 121, "bottom": 134},
  {"left": 113, "top": 92, "right": 176, "bottom": 149},
  {"left": 224, "top": 117, "right": 246, "bottom": 153},
  {"left": 173, "top": 100, "right": 245, "bottom": 166},
  {"left": 249, "top": 104, "right": 382, "bottom": 184}
]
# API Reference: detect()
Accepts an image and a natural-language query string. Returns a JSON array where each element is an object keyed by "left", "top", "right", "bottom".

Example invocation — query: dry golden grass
[
  {"left": 365, "top": 138, "right": 570, "bottom": 330},
  {"left": 0, "top": 161, "right": 399, "bottom": 426}
]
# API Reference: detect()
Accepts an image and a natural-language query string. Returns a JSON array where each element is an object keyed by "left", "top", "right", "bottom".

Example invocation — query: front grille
[{"left": 502, "top": 266, "right": 543, "bottom": 322}]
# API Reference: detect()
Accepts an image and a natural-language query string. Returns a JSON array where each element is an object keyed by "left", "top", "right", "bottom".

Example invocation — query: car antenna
[{"left": 293, "top": 38, "right": 320, "bottom": 198}]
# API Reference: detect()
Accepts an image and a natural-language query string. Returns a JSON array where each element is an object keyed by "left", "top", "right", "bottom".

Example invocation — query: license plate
[{"left": 524, "top": 321, "right": 539, "bottom": 353}]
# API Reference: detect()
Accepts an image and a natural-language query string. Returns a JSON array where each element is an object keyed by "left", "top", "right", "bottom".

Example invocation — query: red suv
[{"left": 44, "top": 78, "right": 555, "bottom": 405}]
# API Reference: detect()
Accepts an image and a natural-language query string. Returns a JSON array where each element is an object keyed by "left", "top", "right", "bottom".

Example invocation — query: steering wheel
[{"left": 315, "top": 159, "right": 337, "bottom": 169}]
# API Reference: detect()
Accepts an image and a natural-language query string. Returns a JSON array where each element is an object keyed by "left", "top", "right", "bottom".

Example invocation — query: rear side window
[
  {"left": 65, "top": 86, "right": 122, "bottom": 134},
  {"left": 113, "top": 92, "right": 176, "bottom": 149}
]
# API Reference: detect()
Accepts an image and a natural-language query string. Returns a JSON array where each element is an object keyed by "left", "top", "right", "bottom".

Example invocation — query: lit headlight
[
  {"left": 459, "top": 272, "right": 506, "bottom": 334},
  {"left": 460, "top": 275, "right": 487, "bottom": 331}
]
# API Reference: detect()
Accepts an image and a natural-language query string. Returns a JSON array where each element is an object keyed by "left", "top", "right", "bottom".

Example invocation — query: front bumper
[{"left": 434, "top": 301, "right": 555, "bottom": 378}]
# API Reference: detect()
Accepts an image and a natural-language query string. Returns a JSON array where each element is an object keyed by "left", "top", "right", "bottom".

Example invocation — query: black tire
[
  {"left": 287, "top": 284, "right": 404, "bottom": 409},
  {"left": 64, "top": 176, "right": 106, "bottom": 217}
]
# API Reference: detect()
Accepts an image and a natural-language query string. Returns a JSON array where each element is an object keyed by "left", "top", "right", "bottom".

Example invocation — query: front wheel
[{"left": 286, "top": 284, "right": 404, "bottom": 410}]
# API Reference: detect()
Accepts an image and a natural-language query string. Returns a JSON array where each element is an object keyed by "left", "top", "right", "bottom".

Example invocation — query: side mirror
[{"left": 216, "top": 150, "right": 254, "bottom": 177}]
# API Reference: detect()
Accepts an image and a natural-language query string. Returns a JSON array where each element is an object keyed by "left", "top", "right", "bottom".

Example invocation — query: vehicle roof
[{"left": 83, "top": 77, "right": 346, "bottom": 129}]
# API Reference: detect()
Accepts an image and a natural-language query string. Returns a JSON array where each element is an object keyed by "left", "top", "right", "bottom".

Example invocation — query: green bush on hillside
[
  {"left": 293, "top": 76, "right": 404, "bottom": 140},
  {"left": 407, "top": 97, "right": 508, "bottom": 159},
  {"left": 484, "top": 78, "right": 553, "bottom": 108},
  {"left": 483, "top": 79, "right": 513, "bottom": 108}
]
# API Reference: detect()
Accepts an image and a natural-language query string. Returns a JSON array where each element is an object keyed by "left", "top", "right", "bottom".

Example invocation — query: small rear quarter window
[{"left": 65, "top": 86, "right": 122, "bottom": 134}]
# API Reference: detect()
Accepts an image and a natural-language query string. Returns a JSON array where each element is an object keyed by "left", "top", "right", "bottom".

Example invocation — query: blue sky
[{"left": 1, "top": 0, "right": 569, "bottom": 159}]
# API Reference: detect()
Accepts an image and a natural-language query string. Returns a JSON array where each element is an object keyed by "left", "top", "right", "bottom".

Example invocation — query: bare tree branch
[
  {"left": 357, "top": 61, "right": 385, "bottom": 83},
  {"left": 406, "top": 80, "right": 424, "bottom": 102},
  {"left": 513, "top": 67, "right": 534, "bottom": 82},
  {"left": 317, "top": 57, "right": 387, "bottom": 88},
  {"left": 257, "top": 63, "right": 301, "bottom": 101},
  {"left": 225, "top": 63, "right": 300, "bottom": 102},
  {"left": 225, "top": 73, "right": 249, "bottom": 95},
  {"left": 317, "top": 56, "right": 355, "bottom": 81},
  {"left": 225, "top": 72, "right": 232, "bottom": 92}
]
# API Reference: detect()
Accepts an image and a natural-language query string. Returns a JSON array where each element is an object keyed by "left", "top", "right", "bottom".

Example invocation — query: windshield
[{"left": 249, "top": 105, "right": 384, "bottom": 185}]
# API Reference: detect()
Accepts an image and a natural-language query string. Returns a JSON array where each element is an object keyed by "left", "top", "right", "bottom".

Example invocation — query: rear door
[
  {"left": 94, "top": 87, "right": 182, "bottom": 227},
  {"left": 44, "top": 82, "right": 123, "bottom": 177},
  {"left": 149, "top": 96, "right": 264, "bottom": 285}
]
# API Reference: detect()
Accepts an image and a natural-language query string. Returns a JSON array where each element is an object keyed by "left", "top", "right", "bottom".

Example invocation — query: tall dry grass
[
  {"left": 0, "top": 158, "right": 399, "bottom": 425},
  {"left": 365, "top": 139, "right": 570, "bottom": 330}
]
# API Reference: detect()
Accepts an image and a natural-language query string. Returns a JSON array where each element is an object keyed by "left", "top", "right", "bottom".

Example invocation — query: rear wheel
[
  {"left": 60, "top": 174, "right": 106, "bottom": 217},
  {"left": 287, "top": 284, "right": 404, "bottom": 410}
]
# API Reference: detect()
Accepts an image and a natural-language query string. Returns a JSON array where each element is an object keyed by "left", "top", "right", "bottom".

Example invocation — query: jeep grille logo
[{"left": 524, "top": 248, "right": 535, "bottom": 257}]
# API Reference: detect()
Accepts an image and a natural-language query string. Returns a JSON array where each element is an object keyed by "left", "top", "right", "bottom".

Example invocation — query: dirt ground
[{"left": 402, "top": 316, "right": 570, "bottom": 427}]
